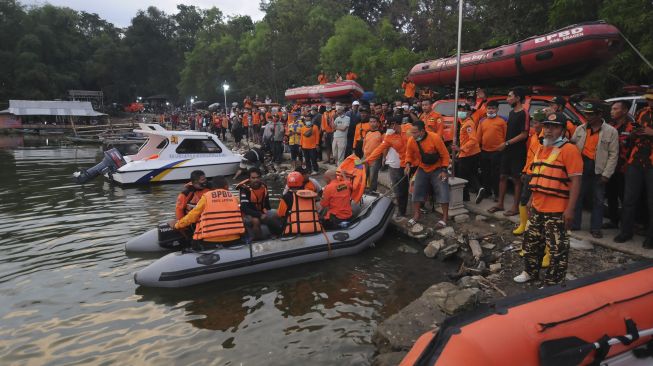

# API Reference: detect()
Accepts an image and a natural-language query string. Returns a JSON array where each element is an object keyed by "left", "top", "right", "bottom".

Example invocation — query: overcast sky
[{"left": 22, "top": 0, "right": 265, "bottom": 27}]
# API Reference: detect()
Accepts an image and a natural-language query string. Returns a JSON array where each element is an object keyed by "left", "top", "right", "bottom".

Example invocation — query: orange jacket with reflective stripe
[
  {"left": 174, "top": 190, "right": 245, "bottom": 242},
  {"left": 175, "top": 183, "right": 210, "bottom": 220},
  {"left": 458, "top": 118, "right": 481, "bottom": 158},
  {"left": 321, "top": 180, "right": 353, "bottom": 220},
  {"left": 282, "top": 190, "right": 322, "bottom": 235}
]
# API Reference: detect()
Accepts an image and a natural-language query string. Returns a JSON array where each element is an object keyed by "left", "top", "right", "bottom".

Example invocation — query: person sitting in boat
[
  {"left": 277, "top": 171, "right": 323, "bottom": 235},
  {"left": 175, "top": 170, "right": 211, "bottom": 220},
  {"left": 282, "top": 167, "right": 321, "bottom": 195},
  {"left": 320, "top": 169, "right": 353, "bottom": 229},
  {"left": 237, "top": 167, "right": 277, "bottom": 238},
  {"left": 233, "top": 147, "right": 265, "bottom": 180},
  {"left": 170, "top": 176, "right": 246, "bottom": 248}
]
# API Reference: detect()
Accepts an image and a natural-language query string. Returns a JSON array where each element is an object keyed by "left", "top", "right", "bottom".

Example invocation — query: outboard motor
[{"left": 73, "top": 148, "right": 126, "bottom": 184}]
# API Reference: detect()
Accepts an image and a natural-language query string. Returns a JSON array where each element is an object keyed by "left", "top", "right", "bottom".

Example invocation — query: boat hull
[
  {"left": 133, "top": 195, "right": 394, "bottom": 288},
  {"left": 400, "top": 261, "right": 653, "bottom": 366},
  {"left": 408, "top": 21, "right": 622, "bottom": 87},
  {"left": 285, "top": 80, "right": 364, "bottom": 101},
  {"left": 105, "top": 158, "right": 240, "bottom": 185}
]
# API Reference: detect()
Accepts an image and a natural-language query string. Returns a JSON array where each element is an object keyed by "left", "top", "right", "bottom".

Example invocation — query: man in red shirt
[{"left": 320, "top": 169, "right": 353, "bottom": 229}]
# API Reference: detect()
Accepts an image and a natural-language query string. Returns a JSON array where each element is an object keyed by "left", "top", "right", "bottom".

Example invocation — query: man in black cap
[
  {"left": 514, "top": 113, "right": 583, "bottom": 286},
  {"left": 569, "top": 101, "right": 618, "bottom": 238},
  {"left": 353, "top": 104, "right": 371, "bottom": 158},
  {"left": 548, "top": 95, "right": 577, "bottom": 138}
]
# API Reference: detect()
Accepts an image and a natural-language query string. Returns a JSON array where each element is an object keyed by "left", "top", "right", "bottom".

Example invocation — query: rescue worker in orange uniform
[
  {"left": 415, "top": 99, "right": 444, "bottom": 137},
  {"left": 175, "top": 170, "right": 211, "bottom": 220},
  {"left": 352, "top": 105, "right": 371, "bottom": 158},
  {"left": 317, "top": 71, "right": 328, "bottom": 84},
  {"left": 402, "top": 78, "right": 416, "bottom": 102},
  {"left": 475, "top": 100, "right": 507, "bottom": 204},
  {"left": 170, "top": 176, "right": 246, "bottom": 248},
  {"left": 277, "top": 171, "right": 323, "bottom": 235},
  {"left": 614, "top": 88, "right": 653, "bottom": 248},
  {"left": 321, "top": 101, "right": 336, "bottom": 164},
  {"left": 237, "top": 167, "right": 274, "bottom": 239},
  {"left": 451, "top": 103, "right": 480, "bottom": 202},
  {"left": 514, "top": 114, "right": 582, "bottom": 286},
  {"left": 548, "top": 96, "right": 577, "bottom": 138},
  {"left": 362, "top": 115, "right": 383, "bottom": 191},
  {"left": 362, "top": 116, "right": 409, "bottom": 217},
  {"left": 405, "top": 120, "right": 451, "bottom": 228},
  {"left": 346, "top": 70, "right": 358, "bottom": 81},
  {"left": 320, "top": 169, "right": 353, "bottom": 229}
]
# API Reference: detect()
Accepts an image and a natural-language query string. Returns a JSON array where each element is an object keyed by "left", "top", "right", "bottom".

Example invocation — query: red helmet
[{"left": 287, "top": 171, "right": 303, "bottom": 188}]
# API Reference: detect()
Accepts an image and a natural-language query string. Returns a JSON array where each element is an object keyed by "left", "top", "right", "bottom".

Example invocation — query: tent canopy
[{"left": 0, "top": 100, "right": 106, "bottom": 117}]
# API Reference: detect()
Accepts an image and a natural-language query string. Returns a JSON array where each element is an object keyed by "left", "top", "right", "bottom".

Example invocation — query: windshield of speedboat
[{"left": 129, "top": 135, "right": 168, "bottom": 160}]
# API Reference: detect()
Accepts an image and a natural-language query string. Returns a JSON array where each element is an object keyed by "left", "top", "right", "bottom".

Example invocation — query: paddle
[{"left": 539, "top": 325, "right": 653, "bottom": 366}]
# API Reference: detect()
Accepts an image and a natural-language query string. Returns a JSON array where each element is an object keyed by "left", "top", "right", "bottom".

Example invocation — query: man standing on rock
[
  {"left": 514, "top": 114, "right": 582, "bottom": 286},
  {"left": 405, "top": 120, "right": 451, "bottom": 228}
]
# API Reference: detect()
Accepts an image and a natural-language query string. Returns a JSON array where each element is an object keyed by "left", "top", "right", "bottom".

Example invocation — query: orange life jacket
[
  {"left": 528, "top": 144, "right": 570, "bottom": 199},
  {"left": 283, "top": 190, "right": 322, "bottom": 235},
  {"left": 175, "top": 184, "right": 210, "bottom": 219},
  {"left": 236, "top": 179, "right": 269, "bottom": 212},
  {"left": 193, "top": 189, "right": 245, "bottom": 240},
  {"left": 337, "top": 154, "right": 366, "bottom": 202}
]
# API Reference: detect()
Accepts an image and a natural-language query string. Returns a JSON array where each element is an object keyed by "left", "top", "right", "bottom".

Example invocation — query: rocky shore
[{"left": 225, "top": 142, "right": 643, "bottom": 365}]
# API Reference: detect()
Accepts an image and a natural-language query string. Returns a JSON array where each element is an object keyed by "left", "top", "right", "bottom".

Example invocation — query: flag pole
[{"left": 451, "top": 0, "right": 463, "bottom": 177}]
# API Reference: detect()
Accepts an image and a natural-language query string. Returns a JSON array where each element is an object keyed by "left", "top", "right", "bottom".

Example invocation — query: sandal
[
  {"left": 406, "top": 218, "right": 417, "bottom": 228},
  {"left": 488, "top": 206, "right": 504, "bottom": 213},
  {"left": 435, "top": 220, "right": 447, "bottom": 229},
  {"left": 503, "top": 210, "right": 518, "bottom": 217}
]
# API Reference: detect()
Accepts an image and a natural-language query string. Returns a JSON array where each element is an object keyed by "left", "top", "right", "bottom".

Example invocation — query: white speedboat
[{"left": 73, "top": 124, "right": 240, "bottom": 185}]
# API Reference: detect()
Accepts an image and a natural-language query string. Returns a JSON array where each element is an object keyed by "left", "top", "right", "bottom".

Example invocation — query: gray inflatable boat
[{"left": 133, "top": 194, "right": 394, "bottom": 288}]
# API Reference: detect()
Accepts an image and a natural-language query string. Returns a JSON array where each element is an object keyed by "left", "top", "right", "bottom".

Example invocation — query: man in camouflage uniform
[{"left": 514, "top": 112, "right": 583, "bottom": 286}]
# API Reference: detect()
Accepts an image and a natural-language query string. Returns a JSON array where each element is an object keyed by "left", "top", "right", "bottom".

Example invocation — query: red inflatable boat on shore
[
  {"left": 400, "top": 261, "right": 653, "bottom": 366},
  {"left": 408, "top": 21, "right": 622, "bottom": 87},
  {"left": 285, "top": 80, "right": 364, "bottom": 101}
]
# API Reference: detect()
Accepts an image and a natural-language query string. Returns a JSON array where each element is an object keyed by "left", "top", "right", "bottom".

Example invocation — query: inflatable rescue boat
[
  {"left": 285, "top": 80, "right": 364, "bottom": 101},
  {"left": 132, "top": 193, "right": 393, "bottom": 288},
  {"left": 408, "top": 21, "right": 622, "bottom": 87},
  {"left": 400, "top": 261, "right": 653, "bottom": 366}
]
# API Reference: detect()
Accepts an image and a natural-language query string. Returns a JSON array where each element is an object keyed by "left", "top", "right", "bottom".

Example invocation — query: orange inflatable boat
[{"left": 401, "top": 261, "right": 653, "bottom": 366}]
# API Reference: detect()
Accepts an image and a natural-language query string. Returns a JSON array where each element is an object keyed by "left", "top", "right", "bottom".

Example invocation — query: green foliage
[{"left": 1, "top": 0, "right": 651, "bottom": 105}]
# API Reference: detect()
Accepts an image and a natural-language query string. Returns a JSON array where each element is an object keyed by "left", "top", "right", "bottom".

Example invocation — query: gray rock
[
  {"left": 372, "top": 352, "right": 408, "bottom": 366},
  {"left": 410, "top": 223, "right": 424, "bottom": 234},
  {"left": 485, "top": 274, "right": 501, "bottom": 281},
  {"left": 424, "top": 239, "right": 444, "bottom": 258},
  {"left": 457, "top": 275, "right": 482, "bottom": 288},
  {"left": 373, "top": 282, "right": 480, "bottom": 352},
  {"left": 454, "top": 214, "right": 470, "bottom": 223},
  {"left": 489, "top": 263, "right": 502, "bottom": 273},
  {"left": 565, "top": 273, "right": 578, "bottom": 281},
  {"left": 397, "top": 244, "right": 419, "bottom": 254},
  {"left": 474, "top": 215, "right": 487, "bottom": 221},
  {"left": 570, "top": 238, "right": 594, "bottom": 250},
  {"left": 438, "top": 243, "right": 459, "bottom": 260},
  {"left": 481, "top": 242, "right": 496, "bottom": 250},
  {"left": 476, "top": 261, "right": 487, "bottom": 271},
  {"left": 436, "top": 226, "right": 456, "bottom": 238},
  {"left": 442, "top": 287, "right": 481, "bottom": 315}
]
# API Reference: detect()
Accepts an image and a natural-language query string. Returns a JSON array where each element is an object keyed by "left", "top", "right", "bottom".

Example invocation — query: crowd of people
[{"left": 163, "top": 82, "right": 653, "bottom": 288}]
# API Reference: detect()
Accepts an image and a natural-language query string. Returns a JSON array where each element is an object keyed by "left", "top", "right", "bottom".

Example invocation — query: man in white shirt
[{"left": 332, "top": 104, "right": 350, "bottom": 164}]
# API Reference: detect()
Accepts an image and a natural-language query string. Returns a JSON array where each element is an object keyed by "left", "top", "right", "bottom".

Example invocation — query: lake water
[{"left": 0, "top": 136, "right": 455, "bottom": 365}]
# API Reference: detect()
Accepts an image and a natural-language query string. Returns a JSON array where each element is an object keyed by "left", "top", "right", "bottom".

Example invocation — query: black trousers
[
  {"left": 606, "top": 171, "right": 624, "bottom": 225},
  {"left": 456, "top": 153, "right": 480, "bottom": 201},
  {"left": 479, "top": 150, "right": 501, "bottom": 196}
]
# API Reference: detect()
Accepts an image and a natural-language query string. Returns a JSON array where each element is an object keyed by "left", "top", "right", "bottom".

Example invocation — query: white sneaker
[{"left": 513, "top": 271, "right": 532, "bottom": 283}]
